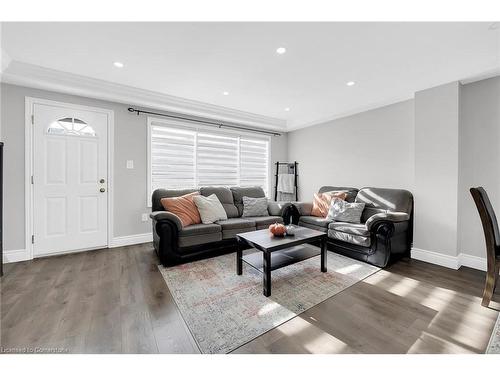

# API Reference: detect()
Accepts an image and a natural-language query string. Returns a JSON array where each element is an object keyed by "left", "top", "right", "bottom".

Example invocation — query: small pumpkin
[{"left": 269, "top": 222, "right": 286, "bottom": 237}]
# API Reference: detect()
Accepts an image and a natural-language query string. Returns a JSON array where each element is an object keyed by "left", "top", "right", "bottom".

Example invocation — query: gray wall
[
  {"left": 0, "top": 83, "right": 288, "bottom": 251},
  {"left": 458, "top": 76, "right": 500, "bottom": 258},
  {"left": 414, "top": 82, "right": 460, "bottom": 257},
  {"left": 287, "top": 99, "right": 415, "bottom": 200}
]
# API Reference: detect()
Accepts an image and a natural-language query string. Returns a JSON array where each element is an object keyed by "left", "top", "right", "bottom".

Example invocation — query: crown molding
[
  {"left": 459, "top": 68, "right": 500, "bottom": 85},
  {"left": 286, "top": 94, "right": 414, "bottom": 132},
  {"left": 0, "top": 48, "right": 12, "bottom": 74},
  {"left": 1, "top": 61, "right": 287, "bottom": 131}
]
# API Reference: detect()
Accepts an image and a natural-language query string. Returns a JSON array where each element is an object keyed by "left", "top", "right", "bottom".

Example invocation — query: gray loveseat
[
  {"left": 292, "top": 186, "right": 413, "bottom": 267},
  {"left": 151, "top": 186, "right": 291, "bottom": 266}
]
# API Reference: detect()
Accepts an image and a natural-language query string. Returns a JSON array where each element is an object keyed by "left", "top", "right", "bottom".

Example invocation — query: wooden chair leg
[{"left": 482, "top": 262, "right": 497, "bottom": 307}]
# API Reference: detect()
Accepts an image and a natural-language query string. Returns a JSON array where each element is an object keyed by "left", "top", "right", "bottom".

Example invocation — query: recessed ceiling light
[
  {"left": 346, "top": 81, "right": 356, "bottom": 86},
  {"left": 113, "top": 61, "right": 124, "bottom": 68},
  {"left": 223, "top": 91, "right": 229, "bottom": 96},
  {"left": 276, "top": 47, "right": 287, "bottom": 55},
  {"left": 284, "top": 107, "right": 290, "bottom": 112}
]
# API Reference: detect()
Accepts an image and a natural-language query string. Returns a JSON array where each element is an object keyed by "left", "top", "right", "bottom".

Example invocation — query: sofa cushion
[
  {"left": 231, "top": 186, "right": 266, "bottom": 216},
  {"left": 242, "top": 196, "right": 269, "bottom": 217},
  {"left": 179, "top": 223, "right": 221, "bottom": 236},
  {"left": 356, "top": 187, "right": 413, "bottom": 214},
  {"left": 178, "top": 223, "right": 222, "bottom": 248},
  {"left": 200, "top": 186, "right": 239, "bottom": 218},
  {"left": 215, "top": 218, "right": 256, "bottom": 230},
  {"left": 222, "top": 227, "right": 256, "bottom": 239},
  {"left": 329, "top": 222, "right": 370, "bottom": 237},
  {"left": 152, "top": 188, "right": 198, "bottom": 212},
  {"left": 328, "top": 229, "right": 371, "bottom": 247},
  {"left": 298, "top": 215, "right": 332, "bottom": 232},
  {"left": 245, "top": 216, "right": 284, "bottom": 229}
]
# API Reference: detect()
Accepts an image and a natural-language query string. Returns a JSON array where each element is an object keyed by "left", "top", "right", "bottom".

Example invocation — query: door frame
[{"left": 25, "top": 97, "right": 115, "bottom": 259}]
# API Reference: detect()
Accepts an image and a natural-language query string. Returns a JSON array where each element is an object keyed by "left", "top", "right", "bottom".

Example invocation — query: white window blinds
[{"left": 148, "top": 119, "right": 269, "bottom": 199}]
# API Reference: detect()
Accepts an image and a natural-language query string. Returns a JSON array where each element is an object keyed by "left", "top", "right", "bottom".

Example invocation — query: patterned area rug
[
  {"left": 158, "top": 248, "right": 379, "bottom": 354},
  {"left": 487, "top": 313, "right": 500, "bottom": 353}
]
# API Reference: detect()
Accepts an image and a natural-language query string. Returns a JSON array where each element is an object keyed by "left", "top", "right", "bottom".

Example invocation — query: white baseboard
[
  {"left": 109, "top": 233, "right": 152, "bottom": 248},
  {"left": 411, "top": 247, "right": 487, "bottom": 271},
  {"left": 459, "top": 253, "right": 487, "bottom": 272},
  {"left": 3, "top": 249, "right": 30, "bottom": 263},
  {"left": 411, "top": 247, "right": 460, "bottom": 269}
]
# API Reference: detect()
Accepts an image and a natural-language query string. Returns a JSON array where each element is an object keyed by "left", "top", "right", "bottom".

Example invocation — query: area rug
[
  {"left": 487, "top": 312, "right": 500, "bottom": 353},
  {"left": 158, "top": 248, "right": 379, "bottom": 354}
]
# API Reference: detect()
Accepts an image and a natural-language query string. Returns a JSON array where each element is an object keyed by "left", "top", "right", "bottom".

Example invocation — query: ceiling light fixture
[
  {"left": 276, "top": 47, "right": 287, "bottom": 55},
  {"left": 223, "top": 91, "right": 229, "bottom": 96},
  {"left": 284, "top": 107, "right": 290, "bottom": 112},
  {"left": 346, "top": 81, "right": 355, "bottom": 86},
  {"left": 113, "top": 61, "right": 124, "bottom": 68}
]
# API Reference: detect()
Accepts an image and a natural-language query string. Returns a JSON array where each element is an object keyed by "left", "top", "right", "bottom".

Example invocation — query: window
[
  {"left": 148, "top": 118, "right": 270, "bottom": 202},
  {"left": 47, "top": 117, "right": 96, "bottom": 137}
]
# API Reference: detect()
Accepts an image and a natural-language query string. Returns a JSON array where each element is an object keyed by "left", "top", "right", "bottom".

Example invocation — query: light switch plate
[
  {"left": 126, "top": 160, "right": 134, "bottom": 169},
  {"left": 141, "top": 213, "right": 149, "bottom": 222}
]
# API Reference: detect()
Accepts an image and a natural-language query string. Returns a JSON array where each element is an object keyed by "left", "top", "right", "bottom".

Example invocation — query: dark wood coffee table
[{"left": 236, "top": 225, "right": 328, "bottom": 297}]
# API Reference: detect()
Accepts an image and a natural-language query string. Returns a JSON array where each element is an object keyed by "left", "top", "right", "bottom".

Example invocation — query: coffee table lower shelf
[{"left": 242, "top": 245, "right": 320, "bottom": 272}]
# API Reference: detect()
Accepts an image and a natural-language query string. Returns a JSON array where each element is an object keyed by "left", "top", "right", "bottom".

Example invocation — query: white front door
[{"left": 33, "top": 103, "right": 109, "bottom": 256}]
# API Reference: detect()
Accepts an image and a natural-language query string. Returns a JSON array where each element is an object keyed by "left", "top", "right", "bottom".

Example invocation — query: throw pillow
[
  {"left": 160, "top": 192, "right": 201, "bottom": 227},
  {"left": 242, "top": 196, "right": 269, "bottom": 217},
  {"left": 326, "top": 198, "right": 366, "bottom": 223},
  {"left": 193, "top": 194, "right": 228, "bottom": 224},
  {"left": 311, "top": 191, "right": 348, "bottom": 218}
]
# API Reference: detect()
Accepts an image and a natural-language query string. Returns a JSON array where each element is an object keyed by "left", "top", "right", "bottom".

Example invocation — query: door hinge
[
  {"left": 31, "top": 114, "right": 34, "bottom": 125},
  {"left": 31, "top": 235, "right": 35, "bottom": 244},
  {"left": 31, "top": 175, "right": 34, "bottom": 184}
]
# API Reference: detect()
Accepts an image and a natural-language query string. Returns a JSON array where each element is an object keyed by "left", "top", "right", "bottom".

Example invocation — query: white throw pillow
[
  {"left": 326, "top": 198, "right": 365, "bottom": 224},
  {"left": 193, "top": 194, "right": 228, "bottom": 224}
]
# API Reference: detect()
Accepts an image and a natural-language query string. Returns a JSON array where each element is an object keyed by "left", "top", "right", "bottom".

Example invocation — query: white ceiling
[{"left": 2, "top": 22, "right": 499, "bottom": 130}]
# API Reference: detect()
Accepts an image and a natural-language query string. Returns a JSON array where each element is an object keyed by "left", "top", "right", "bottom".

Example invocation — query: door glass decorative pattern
[{"left": 47, "top": 117, "right": 96, "bottom": 137}]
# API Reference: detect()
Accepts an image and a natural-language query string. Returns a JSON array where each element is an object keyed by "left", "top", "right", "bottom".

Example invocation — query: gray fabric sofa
[
  {"left": 292, "top": 186, "right": 413, "bottom": 267},
  {"left": 150, "top": 186, "right": 292, "bottom": 266}
]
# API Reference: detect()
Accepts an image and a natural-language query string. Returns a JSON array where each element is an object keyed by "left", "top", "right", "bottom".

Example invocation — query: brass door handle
[{"left": 100, "top": 188, "right": 106, "bottom": 193}]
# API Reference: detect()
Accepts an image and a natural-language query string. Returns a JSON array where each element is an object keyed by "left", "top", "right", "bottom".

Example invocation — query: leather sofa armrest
[
  {"left": 150, "top": 211, "right": 183, "bottom": 231},
  {"left": 293, "top": 202, "right": 313, "bottom": 216},
  {"left": 267, "top": 201, "right": 292, "bottom": 216},
  {"left": 365, "top": 212, "right": 409, "bottom": 231}
]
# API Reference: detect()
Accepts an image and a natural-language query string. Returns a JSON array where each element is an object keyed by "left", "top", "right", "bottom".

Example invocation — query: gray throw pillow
[
  {"left": 326, "top": 198, "right": 365, "bottom": 223},
  {"left": 242, "top": 196, "right": 269, "bottom": 217}
]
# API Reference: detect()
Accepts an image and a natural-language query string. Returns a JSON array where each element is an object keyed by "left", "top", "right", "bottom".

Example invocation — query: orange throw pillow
[
  {"left": 311, "top": 191, "right": 347, "bottom": 218},
  {"left": 160, "top": 192, "right": 201, "bottom": 227}
]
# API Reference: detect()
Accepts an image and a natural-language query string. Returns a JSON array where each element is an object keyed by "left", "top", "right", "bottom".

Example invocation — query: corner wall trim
[
  {"left": 4, "top": 249, "right": 30, "bottom": 263},
  {"left": 109, "top": 233, "right": 152, "bottom": 248},
  {"left": 459, "top": 253, "right": 487, "bottom": 272},
  {"left": 411, "top": 247, "right": 487, "bottom": 271}
]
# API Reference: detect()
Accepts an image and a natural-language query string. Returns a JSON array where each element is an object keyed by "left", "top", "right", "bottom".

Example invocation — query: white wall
[
  {"left": 0, "top": 83, "right": 288, "bottom": 255},
  {"left": 458, "top": 76, "right": 500, "bottom": 259},
  {"left": 287, "top": 99, "right": 415, "bottom": 201},
  {"left": 414, "top": 82, "right": 460, "bottom": 257}
]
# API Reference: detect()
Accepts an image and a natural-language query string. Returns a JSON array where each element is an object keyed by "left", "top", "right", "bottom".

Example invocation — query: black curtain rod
[{"left": 128, "top": 107, "right": 282, "bottom": 137}]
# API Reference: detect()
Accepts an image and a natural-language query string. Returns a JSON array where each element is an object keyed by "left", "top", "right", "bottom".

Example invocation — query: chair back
[{"left": 470, "top": 187, "right": 500, "bottom": 256}]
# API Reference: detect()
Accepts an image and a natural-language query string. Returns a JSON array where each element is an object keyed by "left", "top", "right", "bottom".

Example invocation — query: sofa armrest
[
  {"left": 267, "top": 201, "right": 292, "bottom": 216},
  {"left": 293, "top": 202, "right": 313, "bottom": 216},
  {"left": 365, "top": 212, "right": 409, "bottom": 231},
  {"left": 150, "top": 211, "right": 183, "bottom": 231}
]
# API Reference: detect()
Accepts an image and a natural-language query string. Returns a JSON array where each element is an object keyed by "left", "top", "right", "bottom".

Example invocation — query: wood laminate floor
[{"left": 1, "top": 243, "right": 499, "bottom": 354}]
